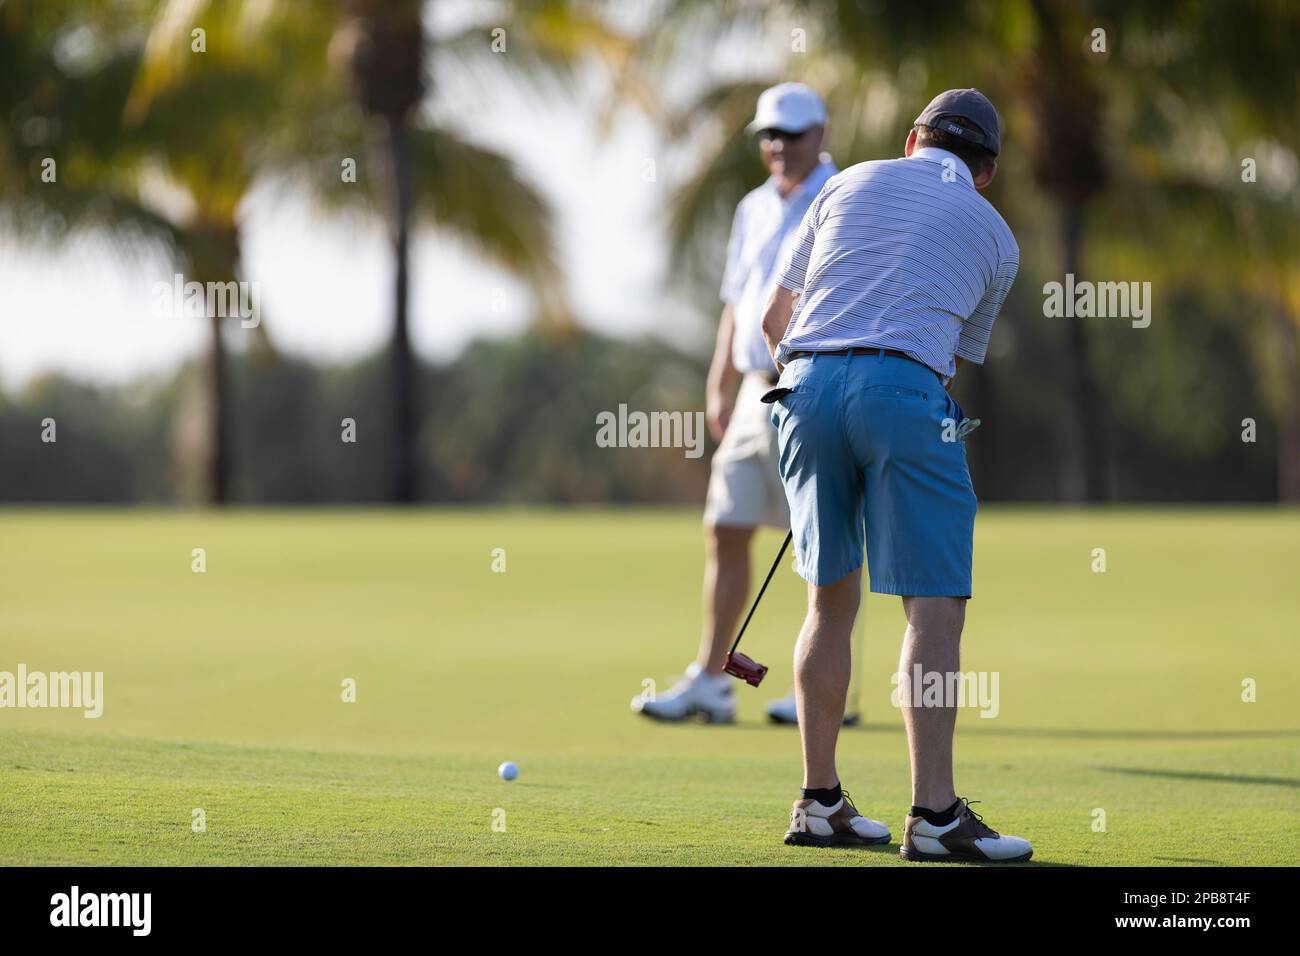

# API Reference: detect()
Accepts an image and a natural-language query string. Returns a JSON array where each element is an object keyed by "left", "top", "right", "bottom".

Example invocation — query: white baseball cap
[{"left": 745, "top": 82, "right": 828, "bottom": 135}]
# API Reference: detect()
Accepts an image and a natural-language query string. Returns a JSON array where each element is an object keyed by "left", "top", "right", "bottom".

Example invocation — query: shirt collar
[
  {"left": 909, "top": 146, "right": 974, "bottom": 186},
  {"left": 767, "top": 158, "right": 838, "bottom": 202}
]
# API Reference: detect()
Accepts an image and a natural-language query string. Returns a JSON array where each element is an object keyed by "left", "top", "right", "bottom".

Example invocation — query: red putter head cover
[{"left": 724, "top": 651, "right": 768, "bottom": 687}]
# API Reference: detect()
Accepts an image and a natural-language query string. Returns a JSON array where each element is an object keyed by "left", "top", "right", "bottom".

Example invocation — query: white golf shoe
[
  {"left": 901, "top": 797, "right": 1033, "bottom": 863},
  {"left": 784, "top": 791, "right": 891, "bottom": 847},
  {"left": 631, "top": 662, "right": 735, "bottom": 723},
  {"left": 765, "top": 692, "right": 861, "bottom": 727}
]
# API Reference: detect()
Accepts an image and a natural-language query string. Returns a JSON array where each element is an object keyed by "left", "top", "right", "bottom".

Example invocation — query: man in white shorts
[{"left": 632, "top": 83, "right": 862, "bottom": 725}]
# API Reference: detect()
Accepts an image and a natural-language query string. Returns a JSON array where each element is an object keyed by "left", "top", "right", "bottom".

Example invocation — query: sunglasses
[{"left": 758, "top": 128, "right": 810, "bottom": 142}]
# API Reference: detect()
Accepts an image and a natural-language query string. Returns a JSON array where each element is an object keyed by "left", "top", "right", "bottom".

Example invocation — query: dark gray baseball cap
[{"left": 913, "top": 88, "right": 1001, "bottom": 156}]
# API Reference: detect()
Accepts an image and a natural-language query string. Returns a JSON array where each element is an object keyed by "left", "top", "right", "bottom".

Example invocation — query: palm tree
[
  {"left": 1, "top": 1, "right": 309, "bottom": 504},
  {"left": 7, "top": 0, "right": 611, "bottom": 503},
  {"left": 134, "top": 0, "right": 629, "bottom": 502},
  {"left": 1020, "top": 0, "right": 1110, "bottom": 501},
  {"left": 332, "top": 0, "right": 425, "bottom": 503},
  {"left": 326, "top": 0, "right": 634, "bottom": 501}
]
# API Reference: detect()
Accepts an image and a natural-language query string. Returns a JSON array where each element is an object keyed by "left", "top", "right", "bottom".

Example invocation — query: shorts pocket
[
  {"left": 763, "top": 380, "right": 816, "bottom": 403},
  {"left": 768, "top": 383, "right": 813, "bottom": 431},
  {"left": 862, "top": 383, "right": 929, "bottom": 402}
]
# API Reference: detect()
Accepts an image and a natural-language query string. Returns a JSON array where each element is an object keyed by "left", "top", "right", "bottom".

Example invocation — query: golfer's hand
[{"left": 706, "top": 389, "right": 734, "bottom": 443}]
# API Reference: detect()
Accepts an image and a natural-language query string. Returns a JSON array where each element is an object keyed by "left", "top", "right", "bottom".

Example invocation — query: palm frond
[{"left": 410, "top": 125, "right": 571, "bottom": 331}]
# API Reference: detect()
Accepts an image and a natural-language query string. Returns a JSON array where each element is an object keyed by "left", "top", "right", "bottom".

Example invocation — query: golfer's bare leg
[
  {"left": 899, "top": 595, "right": 965, "bottom": 810},
  {"left": 795, "top": 568, "right": 862, "bottom": 788},
  {"left": 699, "top": 524, "right": 754, "bottom": 675}
]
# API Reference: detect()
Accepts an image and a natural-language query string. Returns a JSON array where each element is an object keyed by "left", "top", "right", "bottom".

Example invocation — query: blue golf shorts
[{"left": 766, "top": 350, "right": 977, "bottom": 595}]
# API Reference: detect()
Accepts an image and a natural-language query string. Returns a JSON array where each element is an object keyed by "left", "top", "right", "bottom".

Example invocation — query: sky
[{"left": 0, "top": 1, "right": 784, "bottom": 391}]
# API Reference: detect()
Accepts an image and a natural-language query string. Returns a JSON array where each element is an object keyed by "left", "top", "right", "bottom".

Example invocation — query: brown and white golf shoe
[
  {"left": 784, "top": 792, "right": 891, "bottom": 847},
  {"left": 900, "top": 797, "right": 1032, "bottom": 863}
]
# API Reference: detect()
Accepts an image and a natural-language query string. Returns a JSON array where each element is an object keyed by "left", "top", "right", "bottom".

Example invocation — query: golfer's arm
[
  {"left": 760, "top": 285, "right": 798, "bottom": 372},
  {"left": 706, "top": 304, "right": 741, "bottom": 399}
]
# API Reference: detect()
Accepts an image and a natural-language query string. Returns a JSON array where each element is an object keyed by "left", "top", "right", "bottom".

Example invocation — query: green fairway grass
[{"left": 1, "top": 508, "right": 1297, "bottom": 865}]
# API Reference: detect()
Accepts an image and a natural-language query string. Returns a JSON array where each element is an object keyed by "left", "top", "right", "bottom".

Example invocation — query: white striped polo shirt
[
  {"left": 722, "top": 159, "right": 838, "bottom": 374},
  {"left": 773, "top": 146, "right": 1019, "bottom": 377}
]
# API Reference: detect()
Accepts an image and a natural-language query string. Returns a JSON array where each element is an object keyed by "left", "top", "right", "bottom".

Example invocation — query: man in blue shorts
[{"left": 759, "top": 89, "right": 1033, "bottom": 862}]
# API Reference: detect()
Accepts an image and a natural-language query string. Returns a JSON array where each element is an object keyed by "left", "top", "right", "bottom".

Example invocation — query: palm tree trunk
[
  {"left": 387, "top": 113, "right": 416, "bottom": 503},
  {"left": 336, "top": 0, "right": 424, "bottom": 502},
  {"left": 1058, "top": 201, "right": 1108, "bottom": 502},
  {"left": 192, "top": 223, "right": 241, "bottom": 508},
  {"left": 1026, "top": 0, "right": 1109, "bottom": 503},
  {"left": 208, "top": 312, "right": 230, "bottom": 505}
]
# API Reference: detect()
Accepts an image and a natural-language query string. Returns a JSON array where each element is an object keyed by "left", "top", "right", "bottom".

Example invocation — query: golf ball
[{"left": 498, "top": 761, "right": 519, "bottom": 781}]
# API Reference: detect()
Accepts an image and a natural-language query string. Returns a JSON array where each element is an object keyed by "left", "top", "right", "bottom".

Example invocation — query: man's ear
[
  {"left": 904, "top": 128, "right": 918, "bottom": 157},
  {"left": 973, "top": 159, "right": 998, "bottom": 189}
]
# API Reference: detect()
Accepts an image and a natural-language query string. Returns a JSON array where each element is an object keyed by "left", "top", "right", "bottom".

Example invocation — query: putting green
[{"left": 0, "top": 508, "right": 1296, "bottom": 865}]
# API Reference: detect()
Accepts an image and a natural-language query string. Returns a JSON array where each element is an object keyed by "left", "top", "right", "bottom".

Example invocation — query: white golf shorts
[{"left": 703, "top": 372, "right": 790, "bottom": 530}]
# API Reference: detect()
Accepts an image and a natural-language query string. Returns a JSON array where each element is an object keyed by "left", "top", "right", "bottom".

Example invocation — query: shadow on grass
[
  {"left": 932, "top": 858, "right": 1078, "bottom": 868},
  {"left": 640, "top": 716, "right": 1300, "bottom": 745},
  {"left": 827, "top": 724, "right": 1300, "bottom": 742},
  {"left": 1094, "top": 766, "right": 1300, "bottom": 789},
  {"left": 782, "top": 842, "right": 1076, "bottom": 866}
]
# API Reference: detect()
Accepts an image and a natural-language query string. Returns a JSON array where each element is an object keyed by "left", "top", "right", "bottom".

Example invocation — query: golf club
[{"left": 723, "top": 529, "right": 792, "bottom": 686}]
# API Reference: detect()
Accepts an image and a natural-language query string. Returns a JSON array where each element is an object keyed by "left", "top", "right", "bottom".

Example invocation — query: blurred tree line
[
  {"left": 0, "top": 331, "right": 713, "bottom": 504},
  {"left": 0, "top": 322, "right": 1279, "bottom": 503}
]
